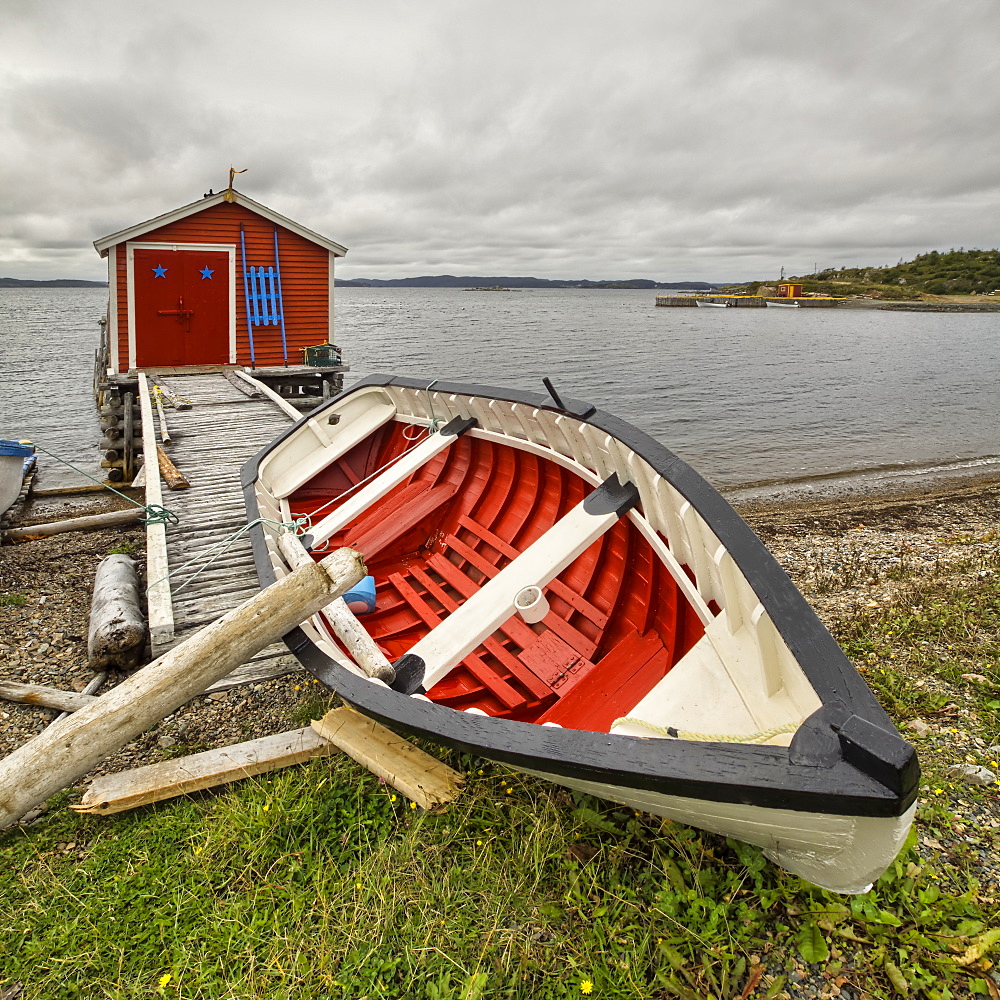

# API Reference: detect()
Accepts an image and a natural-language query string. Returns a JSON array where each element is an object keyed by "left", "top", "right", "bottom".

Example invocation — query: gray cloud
[{"left": 2, "top": 0, "right": 998, "bottom": 281}]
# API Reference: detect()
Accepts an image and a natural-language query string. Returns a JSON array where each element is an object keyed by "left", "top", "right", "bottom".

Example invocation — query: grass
[
  {"left": 2, "top": 573, "right": 999, "bottom": 998},
  {"left": 0, "top": 592, "right": 28, "bottom": 607}
]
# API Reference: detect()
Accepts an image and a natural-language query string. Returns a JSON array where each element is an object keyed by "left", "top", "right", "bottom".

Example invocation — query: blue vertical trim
[
  {"left": 273, "top": 230, "right": 289, "bottom": 366},
  {"left": 239, "top": 227, "right": 256, "bottom": 368}
]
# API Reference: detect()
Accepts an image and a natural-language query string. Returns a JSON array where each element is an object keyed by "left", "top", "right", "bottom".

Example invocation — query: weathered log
[
  {"left": 156, "top": 446, "right": 190, "bottom": 490},
  {"left": 277, "top": 532, "right": 395, "bottom": 683},
  {"left": 53, "top": 672, "right": 107, "bottom": 724},
  {"left": 0, "top": 681, "right": 94, "bottom": 713},
  {"left": 88, "top": 554, "right": 147, "bottom": 670},
  {"left": 0, "top": 546, "right": 365, "bottom": 829},
  {"left": 154, "top": 391, "right": 171, "bottom": 445},
  {"left": 4, "top": 508, "right": 142, "bottom": 541},
  {"left": 123, "top": 390, "right": 135, "bottom": 482}
]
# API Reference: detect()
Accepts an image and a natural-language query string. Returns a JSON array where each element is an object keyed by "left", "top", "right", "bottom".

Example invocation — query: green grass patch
[
  {"left": 0, "top": 592, "right": 28, "bottom": 607},
  {"left": 2, "top": 575, "right": 998, "bottom": 997},
  {"left": 108, "top": 540, "right": 140, "bottom": 556}
]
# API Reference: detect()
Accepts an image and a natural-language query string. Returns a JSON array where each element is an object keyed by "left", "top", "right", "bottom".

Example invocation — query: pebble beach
[
  {"left": 2, "top": 473, "right": 999, "bottom": 997},
  {"left": 1, "top": 474, "right": 996, "bottom": 793}
]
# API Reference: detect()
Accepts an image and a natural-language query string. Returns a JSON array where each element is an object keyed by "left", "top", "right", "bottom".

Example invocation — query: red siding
[{"left": 112, "top": 201, "right": 332, "bottom": 371}]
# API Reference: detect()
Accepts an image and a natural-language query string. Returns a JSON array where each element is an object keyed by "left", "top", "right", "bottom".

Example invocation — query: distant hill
[
  {"left": 0, "top": 277, "right": 107, "bottom": 288},
  {"left": 736, "top": 249, "right": 1000, "bottom": 300},
  {"left": 812, "top": 249, "right": 1000, "bottom": 296},
  {"left": 335, "top": 275, "right": 720, "bottom": 290}
]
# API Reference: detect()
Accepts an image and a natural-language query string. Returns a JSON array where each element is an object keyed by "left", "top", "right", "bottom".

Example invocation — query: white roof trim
[{"left": 94, "top": 190, "right": 348, "bottom": 258}]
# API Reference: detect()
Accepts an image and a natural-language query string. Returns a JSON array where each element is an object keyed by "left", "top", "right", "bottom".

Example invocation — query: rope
[
  {"left": 145, "top": 515, "right": 305, "bottom": 594},
  {"left": 610, "top": 717, "right": 798, "bottom": 744},
  {"left": 303, "top": 426, "right": 435, "bottom": 527},
  {"left": 31, "top": 444, "right": 176, "bottom": 526},
  {"left": 151, "top": 384, "right": 193, "bottom": 408}
]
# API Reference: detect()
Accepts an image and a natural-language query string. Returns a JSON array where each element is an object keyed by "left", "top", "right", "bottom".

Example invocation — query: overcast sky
[{"left": 2, "top": 1, "right": 998, "bottom": 282}]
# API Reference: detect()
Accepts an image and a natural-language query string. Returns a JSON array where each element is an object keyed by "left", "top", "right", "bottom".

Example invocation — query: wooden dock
[
  {"left": 655, "top": 294, "right": 841, "bottom": 308},
  {"left": 137, "top": 369, "right": 305, "bottom": 687}
]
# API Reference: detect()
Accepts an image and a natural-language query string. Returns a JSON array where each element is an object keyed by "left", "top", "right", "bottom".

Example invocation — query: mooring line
[{"left": 31, "top": 444, "right": 177, "bottom": 526}]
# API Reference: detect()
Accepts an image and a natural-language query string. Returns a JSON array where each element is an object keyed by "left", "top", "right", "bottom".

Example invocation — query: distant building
[{"left": 777, "top": 283, "right": 803, "bottom": 298}]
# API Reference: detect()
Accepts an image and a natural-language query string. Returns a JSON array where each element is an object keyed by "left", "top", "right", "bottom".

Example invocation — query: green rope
[
  {"left": 611, "top": 717, "right": 798, "bottom": 744},
  {"left": 32, "top": 443, "right": 176, "bottom": 526},
  {"left": 146, "top": 516, "right": 306, "bottom": 594}
]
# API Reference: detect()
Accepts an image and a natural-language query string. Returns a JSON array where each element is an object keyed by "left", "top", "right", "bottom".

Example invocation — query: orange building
[
  {"left": 777, "top": 282, "right": 803, "bottom": 298},
  {"left": 94, "top": 190, "right": 347, "bottom": 373}
]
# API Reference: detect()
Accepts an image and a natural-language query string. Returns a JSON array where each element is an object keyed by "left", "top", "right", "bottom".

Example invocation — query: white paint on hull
[{"left": 515, "top": 764, "right": 915, "bottom": 894}]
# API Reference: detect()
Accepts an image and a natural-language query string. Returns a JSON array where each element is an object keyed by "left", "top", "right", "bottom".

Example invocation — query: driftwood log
[
  {"left": 278, "top": 532, "right": 395, "bottom": 683},
  {"left": 88, "top": 554, "right": 146, "bottom": 670},
  {"left": 156, "top": 446, "right": 190, "bottom": 490},
  {"left": 4, "top": 508, "right": 143, "bottom": 541},
  {"left": 0, "top": 546, "right": 365, "bottom": 829},
  {"left": 0, "top": 681, "right": 94, "bottom": 713}
]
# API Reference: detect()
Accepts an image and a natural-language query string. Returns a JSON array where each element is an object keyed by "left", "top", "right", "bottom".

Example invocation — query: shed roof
[{"left": 94, "top": 190, "right": 348, "bottom": 258}]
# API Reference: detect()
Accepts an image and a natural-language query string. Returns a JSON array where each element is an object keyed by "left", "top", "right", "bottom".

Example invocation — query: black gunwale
[{"left": 241, "top": 375, "right": 919, "bottom": 818}]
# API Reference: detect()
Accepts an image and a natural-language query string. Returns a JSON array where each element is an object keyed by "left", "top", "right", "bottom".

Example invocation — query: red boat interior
[{"left": 288, "top": 421, "right": 708, "bottom": 732}]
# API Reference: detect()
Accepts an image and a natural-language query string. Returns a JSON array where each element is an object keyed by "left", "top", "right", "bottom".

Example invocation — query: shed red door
[{"left": 133, "top": 248, "right": 230, "bottom": 367}]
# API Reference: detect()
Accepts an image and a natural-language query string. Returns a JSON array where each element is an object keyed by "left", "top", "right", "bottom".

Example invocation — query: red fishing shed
[{"left": 94, "top": 189, "right": 348, "bottom": 373}]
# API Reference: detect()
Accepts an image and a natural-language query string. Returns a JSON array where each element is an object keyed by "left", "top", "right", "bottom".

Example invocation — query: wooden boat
[
  {"left": 695, "top": 299, "right": 729, "bottom": 307},
  {"left": 243, "top": 376, "right": 918, "bottom": 893},
  {"left": 0, "top": 440, "right": 36, "bottom": 517},
  {"left": 766, "top": 300, "right": 800, "bottom": 308}
]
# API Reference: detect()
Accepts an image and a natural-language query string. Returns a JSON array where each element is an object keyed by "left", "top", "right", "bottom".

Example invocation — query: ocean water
[{"left": 2, "top": 285, "right": 999, "bottom": 495}]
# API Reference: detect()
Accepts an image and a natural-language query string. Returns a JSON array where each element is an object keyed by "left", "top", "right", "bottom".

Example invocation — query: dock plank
[{"left": 147, "top": 371, "right": 296, "bottom": 661}]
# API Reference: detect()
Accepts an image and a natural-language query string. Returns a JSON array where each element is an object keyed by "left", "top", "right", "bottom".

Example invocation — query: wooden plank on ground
[
  {"left": 311, "top": 706, "right": 463, "bottom": 811},
  {"left": 70, "top": 728, "right": 337, "bottom": 815}
]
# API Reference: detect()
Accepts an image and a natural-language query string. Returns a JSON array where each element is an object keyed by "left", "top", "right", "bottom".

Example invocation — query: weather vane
[{"left": 223, "top": 166, "right": 248, "bottom": 203}]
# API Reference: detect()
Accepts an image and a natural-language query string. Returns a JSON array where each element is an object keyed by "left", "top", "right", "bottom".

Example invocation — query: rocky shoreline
[{"left": 2, "top": 473, "right": 999, "bottom": 822}]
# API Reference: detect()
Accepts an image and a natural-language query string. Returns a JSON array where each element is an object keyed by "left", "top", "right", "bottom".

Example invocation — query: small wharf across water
[
  {"left": 136, "top": 368, "right": 304, "bottom": 685},
  {"left": 655, "top": 294, "right": 840, "bottom": 308}
]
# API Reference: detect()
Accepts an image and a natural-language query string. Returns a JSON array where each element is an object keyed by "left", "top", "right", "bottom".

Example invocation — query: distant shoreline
[{"left": 0, "top": 278, "right": 107, "bottom": 288}]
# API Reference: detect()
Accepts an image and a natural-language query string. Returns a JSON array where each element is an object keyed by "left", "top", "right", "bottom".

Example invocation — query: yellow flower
[
  {"left": 410, "top": 802, "right": 417, "bottom": 809},
  {"left": 390, "top": 794, "right": 397, "bottom": 802},
  {"left": 505, "top": 788, "right": 512, "bottom": 795},
  {"left": 933, "top": 788, "right": 944, "bottom": 795},
  {"left": 157, "top": 973, "right": 172, "bottom": 990},
  {"left": 477, "top": 840, "right": 483, "bottom": 846},
  {"left": 580, "top": 980, "right": 594, "bottom": 994}
]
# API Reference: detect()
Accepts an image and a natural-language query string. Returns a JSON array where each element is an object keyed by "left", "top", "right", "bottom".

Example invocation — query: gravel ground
[
  {"left": 2, "top": 475, "right": 998, "bottom": 833},
  {"left": 2, "top": 475, "right": 999, "bottom": 997},
  {"left": 0, "top": 490, "right": 321, "bottom": 781}
]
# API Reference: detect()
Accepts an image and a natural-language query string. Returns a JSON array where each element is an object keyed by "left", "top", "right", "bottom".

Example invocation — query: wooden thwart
[
  {"left": 311, "top": 707, "right": 463, "bottom": 811},
  {"left": 71, "top": 728, "right": 337, "bottom": 815}
]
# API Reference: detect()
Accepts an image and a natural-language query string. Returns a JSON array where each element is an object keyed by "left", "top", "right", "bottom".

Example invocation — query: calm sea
[{"left": 2, "top": 286, "right": 999, "bottom": 497}]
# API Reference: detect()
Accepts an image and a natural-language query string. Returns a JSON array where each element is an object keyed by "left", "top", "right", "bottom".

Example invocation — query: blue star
[
  {"left": 199, "top": 266, "right": 214, "bottom": 280},
  {"left": 151, "top": 265, "right": 167, "bottom": 278}
]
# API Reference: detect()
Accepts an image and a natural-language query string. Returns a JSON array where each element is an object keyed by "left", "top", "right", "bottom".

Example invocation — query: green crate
[{"left": 302, "top": 344, "right": 342, "bottom": 367}]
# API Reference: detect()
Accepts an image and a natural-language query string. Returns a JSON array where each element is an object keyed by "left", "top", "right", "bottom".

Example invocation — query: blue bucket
[{"left": 342, "top": 575, "right": 376, "bottom": 615}]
